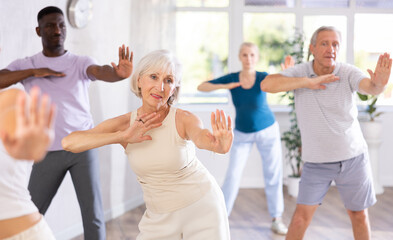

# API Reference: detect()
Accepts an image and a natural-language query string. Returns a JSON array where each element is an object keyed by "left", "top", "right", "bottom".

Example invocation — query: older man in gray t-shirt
[
  {"left": 261, "top": 26, "right": 392, "bottom": 240},
  {"left": 281, "top": 61, "right": 367, "bottom": 163}
]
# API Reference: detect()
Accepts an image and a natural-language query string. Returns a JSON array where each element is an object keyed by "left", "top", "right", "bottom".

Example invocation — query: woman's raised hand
[
  {"left": 281, "top": 55, "right": 295, "bottom": 70},
  {"left": 209, "top": 109, "right": 233, "bottom": 154},
  {"left": 0, "top": 87, "right": 55, "bottom": 161},
  {"left": 121, "top": 112, "right": 162, "bottom": 144}
]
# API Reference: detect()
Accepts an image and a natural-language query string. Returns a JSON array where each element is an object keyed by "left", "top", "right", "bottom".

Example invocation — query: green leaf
[{"left": 357, "top": 92, "right": 369, "bottom": 101}]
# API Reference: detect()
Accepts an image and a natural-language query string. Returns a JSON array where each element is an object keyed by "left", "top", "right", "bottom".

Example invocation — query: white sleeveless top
[
  {"left": 125, "top": 107, "right": 212, "bottom": 214},
  {"left": 0, "top": 142, "right": 38, "bottom": 220}
]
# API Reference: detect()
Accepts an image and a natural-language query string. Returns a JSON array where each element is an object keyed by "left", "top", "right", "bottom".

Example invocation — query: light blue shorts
[{"left": 297, "top": 153, "right": 376, "bottom": 211}]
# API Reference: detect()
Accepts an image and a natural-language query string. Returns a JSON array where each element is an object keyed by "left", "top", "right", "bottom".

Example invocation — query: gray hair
[
  {"left": 307, "top": 26, "right": 342, "bottom": 61},
  {"left": 130, "top": 50, "right": 182, "bottom": 105}
]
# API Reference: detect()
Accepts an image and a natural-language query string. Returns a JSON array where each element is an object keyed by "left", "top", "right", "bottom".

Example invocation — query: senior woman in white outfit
[{"left": 62, "top": 50, "right": 232, "bottom": 239}]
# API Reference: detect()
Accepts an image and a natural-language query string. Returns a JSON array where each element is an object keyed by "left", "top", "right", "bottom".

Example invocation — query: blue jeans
[{"left": 221, "top": 122, "right": 284, "bottom": 218}]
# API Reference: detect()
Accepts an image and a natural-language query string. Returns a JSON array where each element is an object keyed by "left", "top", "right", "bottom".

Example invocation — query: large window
[
  {"left": 355, "top": 14, "right": 393, "bottom": 105},
  {"left": 303, "top": 15, "right": 347, "bottom": 63},
  {"left": 243, "top": 13, "right": 295, "bottom": 104},
  {"left": 176, "top": 0, "right": 229, "bottom": 7},
  {"left": 175, "top": 0, "right": 393, "bottom": 105},
  {"left": 176, "top": 12, "right": 229, "bottom": 104}
]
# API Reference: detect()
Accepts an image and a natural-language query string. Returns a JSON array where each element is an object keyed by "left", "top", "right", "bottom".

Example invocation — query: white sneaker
[{"left": 271, "top": 219, "right": 288, "bottom": 235}]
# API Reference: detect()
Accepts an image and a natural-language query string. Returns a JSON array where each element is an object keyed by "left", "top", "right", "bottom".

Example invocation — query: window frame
[{"left": 175, "top": 0, "right": 393, "bottom": 109}]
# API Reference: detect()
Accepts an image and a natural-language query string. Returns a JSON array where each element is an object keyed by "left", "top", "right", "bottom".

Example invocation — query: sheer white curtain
[{"left": 130, "top": 0, "right": 176, "bottom": 58}]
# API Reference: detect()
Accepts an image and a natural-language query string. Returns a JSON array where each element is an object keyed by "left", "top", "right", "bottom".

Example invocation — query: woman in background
[{"left": 198, "top": 42, "right": 287, "bottom": 235}]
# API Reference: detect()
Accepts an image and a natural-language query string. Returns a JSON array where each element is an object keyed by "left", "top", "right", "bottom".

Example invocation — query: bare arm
[
  {"left": 359, "top": 53, "right": 392, "bottom": 95},
  {"left": 87, "top": 45, "right": 133, "bottom": 82},
  {"left": 62, "top": 112, "right": 161, "bottom": 153},
  {"left": 179, "top": 109, "right": 233, "bottom": 154},
  {"left": 0, "top": 68, "right": 65, "bottom": 88},
  {"left": 0, "top": 87, "right": 55, "bottom": 161},
  {"left": 197, "top": 81, "right": 241, "bottom": 92},
  {"left": 261, "top": 73, "right": 340, "bottom": 93}
]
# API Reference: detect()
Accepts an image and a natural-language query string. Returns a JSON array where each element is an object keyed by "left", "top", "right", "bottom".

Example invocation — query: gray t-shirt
[{"left": 281, "top": 61, "right": 368, "bottom": 163}]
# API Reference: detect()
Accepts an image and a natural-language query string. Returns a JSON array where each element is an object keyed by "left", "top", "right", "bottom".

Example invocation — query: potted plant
[
  {"left": 357, "top": 93, "right": 383, "bottom": 139},
  {"left": 281, "top": 101, "right": 302, "bottom": 197},
  {"left": 280, "top": 29, "right": 305, "bottom": 197},
  {"left": 357, "top": 92, "right": 384, "bottom": 194}
]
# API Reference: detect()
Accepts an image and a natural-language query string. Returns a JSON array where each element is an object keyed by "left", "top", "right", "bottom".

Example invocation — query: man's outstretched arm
[
  {"left": 359, "top": 53, "right": 392, "bottom": 95},
  {"left": 0, "top": 68, "right": 65, "bottom": 89},
  {"left": 87, "top": 44, "right": 133, "bottom": 82},
  {"left": 261, "top": 73, "right": 339, "bottom": 93}
]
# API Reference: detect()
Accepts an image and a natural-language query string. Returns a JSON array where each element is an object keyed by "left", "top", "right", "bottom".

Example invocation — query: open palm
[
  {"left": 368, "top": 53, "right": 392, "bottom": 88},
  {"left": 208, "top": 109, "right": 233, "bottom": 154},
  {"left": 1, "top": 87, "right": 55, "bottom": 161},
  {"left": 111, "top": 45, "right": 134, "bottom": 79}
]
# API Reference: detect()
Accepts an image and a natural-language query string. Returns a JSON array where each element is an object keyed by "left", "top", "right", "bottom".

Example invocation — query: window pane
[
  {"left": 244, "top": 13, "right": 295, "bottom": 105},
  {"left": 356, "top": 0, "right": 393, "bottom": 8},
  {"left": 176, "top": 0, "right": 228, "bottom": 7},
  {"left": 204, "top": 0, "right": 229, "bottom": 7},
  {"left": 303, "top": 15, "right": 347, "bottom": 63},
  {"left": 302, "top": 0, "right": 349, "bottom": 8},
  {"left": 245, "top": 0, "right": 295, "bottom": 7},
  {"left": 176, "top": 12, "right": 229, "bottom": 104},
  {"left": 355, "top": 14, "right": 393, "bottom": 105}
]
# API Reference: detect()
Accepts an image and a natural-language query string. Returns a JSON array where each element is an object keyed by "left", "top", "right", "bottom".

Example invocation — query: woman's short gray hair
[{"left": 130, "top": 50, "right": 182, "bottom": 105}]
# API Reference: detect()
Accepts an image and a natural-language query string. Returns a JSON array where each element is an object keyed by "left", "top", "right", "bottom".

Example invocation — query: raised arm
[
  {"left": 87, "top": 45, "right": 133, "bottom": 82},
  {"left": 0, "top": 87, "right": 56, "bottom": 161},
  {"left": 179, "top": 109, "right": 233, "bottom": 154},
  {"left": 62, "top": 112, "right": 161, "bottom": 153},
  {"left": 0, "top": 68, "right": 65, "bottom": 88},
  {"left": 197, "top": 81, "right": 241, "bottom": 92},
  {"left": 261, "top": 73, "right": 340, "bottom": 93},
  {"left": 280, "top": 55, "right": 295, "bottom": 70},
  {"left": 359, "top": 53, "right": 392, "bottom": 95}
]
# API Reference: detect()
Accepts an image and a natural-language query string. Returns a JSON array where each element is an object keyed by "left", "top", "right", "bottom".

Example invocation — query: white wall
[{"left": 1, "top": 1, "right": 393, "bottom": 239}]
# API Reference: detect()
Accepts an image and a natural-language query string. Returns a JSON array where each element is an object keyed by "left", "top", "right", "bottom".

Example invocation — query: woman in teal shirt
[{"left": 198, "top": 42, "right": 287, "bottom": 235}]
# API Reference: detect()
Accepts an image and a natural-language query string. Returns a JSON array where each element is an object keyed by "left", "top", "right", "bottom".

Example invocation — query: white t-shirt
[
  {"left": 0, "top": 142, "right": 37, "bottom": 220},
  {"left": 280, "top": 61, "right": 368, "bottom": 163}
]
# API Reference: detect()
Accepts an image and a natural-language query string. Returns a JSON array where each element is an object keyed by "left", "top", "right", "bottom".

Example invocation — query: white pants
[
  {"left": 222, "top": 122, "right": 284, "bottom": 217},
  {"left": 137, "top": 181, "right": 230, "bottom": 240},
  {"left": 4, "top": 216, "right": 55, "bottom": 240}
]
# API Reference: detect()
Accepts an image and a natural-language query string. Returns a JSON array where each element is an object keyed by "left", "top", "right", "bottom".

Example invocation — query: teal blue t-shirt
[{"left": 209, "top": 71, "right": 275, "bottom": 133}]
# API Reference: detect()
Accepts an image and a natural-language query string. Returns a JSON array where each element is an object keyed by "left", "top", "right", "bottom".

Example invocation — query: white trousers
[
  {"left": 4, "top": 216, "right": 55, "bottom": 240},
  {"left": 222, "top": 122, "right": 284, "bottom": 217},
  {"left": 137, "top": 180, "right": 230, "bottom": 240}
]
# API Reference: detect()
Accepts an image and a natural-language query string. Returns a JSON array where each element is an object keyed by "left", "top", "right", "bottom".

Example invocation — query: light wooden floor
[{"left": 72, "top": 187, "right": 393, "bottom": 240}]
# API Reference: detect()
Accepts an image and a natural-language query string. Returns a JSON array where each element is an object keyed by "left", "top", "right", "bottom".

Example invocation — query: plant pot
[
  {"left": 287, "top": 176, "right": 300, "bottom": 198},
  {"left": 359, "top": 120, "right": 384, "bottom": 195},
  {"left": 360, "top": 121, "right": 382, "bottom": 140}
]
